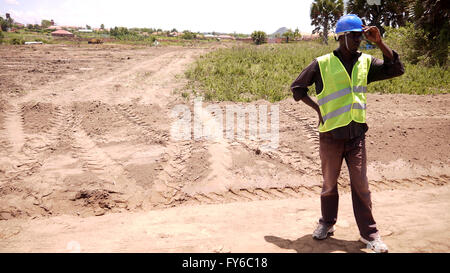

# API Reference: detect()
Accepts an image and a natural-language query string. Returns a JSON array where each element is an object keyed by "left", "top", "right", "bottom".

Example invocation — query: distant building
[
  {"left": 168, "top": 32, "right": 183, "bottom": 37},
  {"left": 62, "top": 26, "right": 81, "bottom": 30},
  {"left": 218, "top": 35, "right": 235, "bottom": 40},
  {"left": 47, "top": 25, "right": 62, "bottom": 30},
  {"left": 267, "top": 37, "right": 283, "bottom": 44},
  {"left": 51, "top": 29, "right": 74, "bottom": 37},
  {"left": 301, "top": 33, "right": 320, "bottom": 41},
  {"left": 236, "top": 37, "right": 253, "bottom": 43},
  {"left": 78, "top": 29, "right": 93, "bottom": 33}
]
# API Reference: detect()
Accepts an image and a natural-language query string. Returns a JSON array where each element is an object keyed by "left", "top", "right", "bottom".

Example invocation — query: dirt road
[{"left": 0, "top": 44, "right": 449, "bottom": 252}]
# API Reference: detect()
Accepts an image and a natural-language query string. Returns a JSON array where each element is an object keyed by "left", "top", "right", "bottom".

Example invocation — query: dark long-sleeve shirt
[{"left": 290, "top": 48, "right": 405, "bottom": 139}]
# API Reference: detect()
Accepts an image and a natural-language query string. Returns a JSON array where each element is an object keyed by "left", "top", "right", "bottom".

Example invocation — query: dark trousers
[{"left": 318, "top": 132, "right": 379, "bottom": 241}]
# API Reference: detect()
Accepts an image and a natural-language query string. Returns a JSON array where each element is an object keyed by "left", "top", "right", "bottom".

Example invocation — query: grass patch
[
  {"left": 185, "top": 41, "right": 449, "bottom": 102},
  {"left": 185, "top": 42, "right": 335, "bottom": 102},
  {"left": 2, "top": 31, "right": 55, "bottom": 44},
  {"left": 369, "top": 62, "right": 449, "bottom": 94},
  {"left": 0, "top": 29, "right": 219, "bottom": 47}
]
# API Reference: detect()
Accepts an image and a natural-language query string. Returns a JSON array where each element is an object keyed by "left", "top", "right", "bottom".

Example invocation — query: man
[{"left": 290, "top": 14, "right": 404, "bottom": 253}]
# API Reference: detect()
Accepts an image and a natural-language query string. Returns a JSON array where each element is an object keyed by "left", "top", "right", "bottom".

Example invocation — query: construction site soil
[{"left": 0, "top": 44, "right": 448, "bottom": 252}]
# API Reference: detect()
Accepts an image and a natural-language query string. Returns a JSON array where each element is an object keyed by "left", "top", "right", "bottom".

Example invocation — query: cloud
[{"left": 4, "top": 0, "right": 20, "bottom": 5}]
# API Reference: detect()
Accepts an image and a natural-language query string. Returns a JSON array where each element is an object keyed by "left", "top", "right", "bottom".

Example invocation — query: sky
[{"left": 0, "top": 0, "right": 316, "bottom": 34}]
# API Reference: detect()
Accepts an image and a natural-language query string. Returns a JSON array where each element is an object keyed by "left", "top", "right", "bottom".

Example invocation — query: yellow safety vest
[{"left": 316, "top": 52, "right": 371, "bottom": 133}]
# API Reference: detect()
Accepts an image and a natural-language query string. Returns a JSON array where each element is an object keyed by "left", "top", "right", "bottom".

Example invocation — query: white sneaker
[
  {"left": 312, "top": 223, "right": 335, "bottom": 240},
  {"left": 360, "top": 236, "right": 389, "bottom": 253}
]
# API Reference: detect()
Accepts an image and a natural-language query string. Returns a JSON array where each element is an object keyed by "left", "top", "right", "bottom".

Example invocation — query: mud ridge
[{"left": 176, "top": 175, "right": 449, "bottom": 206}]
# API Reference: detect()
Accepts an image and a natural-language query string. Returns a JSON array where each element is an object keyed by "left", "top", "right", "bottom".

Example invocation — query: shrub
[
  {"left": 384, "top": 23, "right": 425, "bottom": 65},
  {"left": 384, "top": 22, "right": 449, "bottom": 67},
  {"left": 109, "top": 26, "right": 156, "bottom": 44},
  {"left": 11, "top": 37, "right": 25, "bottom": 45},
  {"left": 110, "top": 26, "right": 129, "bottom": 37},
  {"left": 0, "top": 17, "right": 9, "bottom": 31},
  {"left": 182, "top": 31, "right": 196, "bottom": 40},
  {"left": 251, "top": 31, "right": 267, "bottom": 45},
  {"left": 35, "top": 38, "right": 50, "bottom": 44}
]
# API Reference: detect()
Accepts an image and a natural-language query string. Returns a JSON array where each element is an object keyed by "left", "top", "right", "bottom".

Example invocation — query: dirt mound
[{"left": 21, "top": 102, "right": 56, "bottom": 134}]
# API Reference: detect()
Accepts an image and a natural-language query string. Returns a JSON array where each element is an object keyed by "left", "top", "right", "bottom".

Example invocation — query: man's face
[{"left": 340, "top": 31, "right": 363, "bottom": 53}]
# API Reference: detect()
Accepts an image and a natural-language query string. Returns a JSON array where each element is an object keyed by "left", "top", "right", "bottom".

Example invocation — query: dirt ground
[{"left": 0, "top": 43, "right": 449, "bottom": 253}]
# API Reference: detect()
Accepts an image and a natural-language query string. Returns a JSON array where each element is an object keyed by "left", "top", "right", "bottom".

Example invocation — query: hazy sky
[{"left": 0, "top": 0, "right": 316, "bottom": 34}]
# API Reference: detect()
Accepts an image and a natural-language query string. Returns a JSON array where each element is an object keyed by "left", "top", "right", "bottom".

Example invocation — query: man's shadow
[{"left": 264, "top": 234, "right": 366, "bottom": 253}]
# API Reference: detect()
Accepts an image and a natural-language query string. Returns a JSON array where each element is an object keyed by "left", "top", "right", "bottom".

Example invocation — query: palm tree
[
  {"left": 310, "top": 0, "right": 344, "bottom": 45},
  {"left": 413, "top": 0, "right": 449, "bottom": 66},
  {"left": 346, "top": 0, "right": 412, "bottom": 36}
]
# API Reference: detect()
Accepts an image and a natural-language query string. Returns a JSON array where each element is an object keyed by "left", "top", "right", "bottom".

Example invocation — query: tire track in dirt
[
  {"left": 115, "top": 104, "right": 169, "bottom": 145},
  {"left": 177, "top": 174, "right": 449, "bottom": 206},
  {"left": 282, "top": 108, "right": 320, "bottom": 162},
  {"left": 236, "top": 139, "right": 312, "bottom": 176},
  {"left": 150, "top": 139, "right": 196, "bottom": 207},
  {"left": 3, "top": 104, "right": 26, "bottom": 154},
  {"left": 60, "top": 105, "right": 142, "bottom": 195},
  {"left": 56, "top": 49, "right": 206, "bottom": 210},
  {"left": 43, "top": 105, "right": 66, "bottom": 147},
  {"left": 109, "top": 49, "right": 209, "bottom": 208},
  {"left": 283, "top": 109, "right": 320, "bottom": 146},
  {"left": 18, "top": 104, "right": 69, "bottom": 157},
  {"left": 0, "top": 103, "right": 41, "bottom": 182},
  {"left": 165, "top": 101, "right": 324, "bottom": 208},
  {"left": 212, "top": 105, "right": 321, "bottom": 177}
]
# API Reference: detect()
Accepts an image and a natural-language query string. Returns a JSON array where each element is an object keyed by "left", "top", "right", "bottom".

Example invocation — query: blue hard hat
[{"left": 335, "top": 14, "right": 363, "bottom": 34}]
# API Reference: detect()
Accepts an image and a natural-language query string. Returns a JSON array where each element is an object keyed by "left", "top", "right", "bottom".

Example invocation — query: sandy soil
[{"left": 0, "top": 43, "right": 449, "bottom": 253}]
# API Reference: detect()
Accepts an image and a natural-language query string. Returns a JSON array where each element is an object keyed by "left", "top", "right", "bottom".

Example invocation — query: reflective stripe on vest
[
  {"left": 322, "top": 103, "right": 366, "bottom": 122},
  {"left": 316, "top": 52, "right": 371, "bottom": 133}
]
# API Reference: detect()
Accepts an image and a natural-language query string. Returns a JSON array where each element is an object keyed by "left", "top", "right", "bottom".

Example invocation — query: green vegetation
[
  {"left": 370, "top": 63, "right": 448, "bottom": 94},
  {"left": 251, "top": 31, "right": 267, "bottom": 45},
  {"left": 185, "top": 40, "right": 449, "bottom": 102},
  {"left": 0, "top": 13, "right": 226, "bottom": 46},
  {"left": 185, "top": 42, "right": 335, "bottom": 102},
  {"left": 1, "top": 31, "right": 54, "bottom": 44},
  {"left": 109, "top": 26, "right": 155, "bottom": 43},
  {"left": 41, "top": 19, "right": 52, "bottom": 29},
  {"left": 346, "top": 0, "right": 411, "bottom": 36},
  {"left": 310, "top": 0, "right": 344, "bottom": 45},
  {"left": 0, "top": 26, "right": 217, "bottom": 46},
  {"left": 348, "top": 0, "right": 449, "bottom": 67},
  {"left": 181, "top": 30, "right": 196, "bottom": 40},
  {"left": 11, "top": 37, "right": 25, "bottom": 45},
  {"left": 0, "top": 15, "right": 13, "bottom": 31},
  {"left": 411, "top": 0, "right": 449, "bottom": 67},
  {"left": 383, "top": 21, "right": 449, "bottom": 68}
]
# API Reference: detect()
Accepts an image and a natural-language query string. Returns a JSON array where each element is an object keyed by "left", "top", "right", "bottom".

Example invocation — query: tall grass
[
  {"left": 185, "top": 41, "right": 449, "bottom": 102},
  {"left": 186, "top": 42, "right": 336, "bottom": 102},
  {"left": 2, "top": 31, "right": 55, "bottom": 44},
  {"left": 370, "top": 63, "right": 449, "bottom": 94}
]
